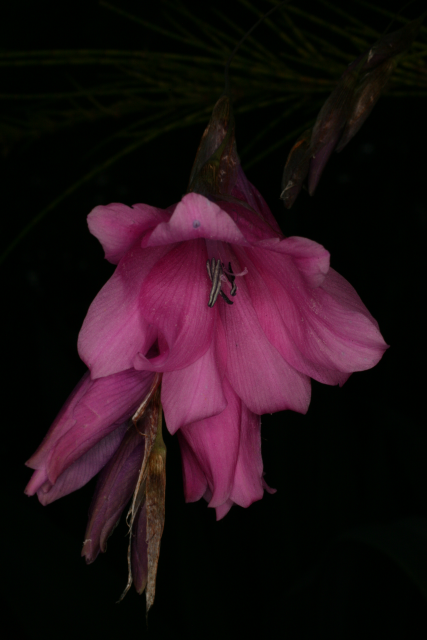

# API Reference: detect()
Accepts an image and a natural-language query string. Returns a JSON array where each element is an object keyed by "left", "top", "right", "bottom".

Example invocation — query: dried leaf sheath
[
  {"left": 118, "top": 378, "right": 166, "bottom": 612},
  {"left": 145, "top": 413, "right": 166, "bottom": 612}
]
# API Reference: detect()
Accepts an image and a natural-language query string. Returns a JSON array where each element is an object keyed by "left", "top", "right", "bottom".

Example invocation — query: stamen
[
  {"left": 225, "top": 262, "right": 237, "bottom": 296},
  {"left": 206, "top": 258, "right": 235, "bottom": 307},
  {"left": 219, "top": 290, "right": 234, "bottom": 305},
  {"left": 207, "top": 259, "right": 224, "bottom": 307}
]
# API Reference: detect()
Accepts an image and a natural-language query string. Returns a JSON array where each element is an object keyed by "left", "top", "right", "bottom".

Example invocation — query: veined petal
[
  {"left": 41, "top": 368, "right": 154, "bottom": 484},
  {"left": 141, "top": 193, "right": 249, "bottom": 248},
  {"left": 214, "top": 499, "right": 234, "bottom": 521},
  {"left": 232, "top": 166, "right": 282, "bottom": 235},
  {"left": 219, "top": 247, "right": 311, "bottom": 415},
  {"left": 229, "top": 405, "right": 264, "bottom": 508},
  {"left": 162, "top": 316, "right": 227, "bottom": 434},
  {"left": 178, "top": 385, "right": 272, "bottom": 519},
  {"left": 214, "top": 407, "right": 272, "bottom": 520},
  {"left": 226, "top": 165, "right": 283, "bottom": 241},
  {"left": 34, "top": 422, "right": 128, "bottom": 506},
  {"left": 24, "top": 467, "right": 48, "bottom": 497},
  {"left": 238, "top": 246, "right": 349, "bottom": 385},
  {"left": 25, "top": 372, "right": 92, "bottom": 470},
  {"left": 257, "top": 235, "right": 330, "bottom": 288},
  {"left": 178, "top": 434, "right": 208, "bottom": 503},
  {"left": 134, "top": 239, "right": 215, "bottom": 372},
  {"left": 178, "top": 378, "right": 240, "bottom": 508},
  {"left": 82, "top": 425, "right": 146, "bottom": 563},
  {"left": 88, "top": 203, "right": 170, "bottom": 264},
  {"left": 249, "top": 246, "right": 387, "bottom": 377},
  {"left": 78, "top": 243, "right": 169, "bottom": 379},
  {"left": 319, "top": 267, "right": 389, "bottom": 367}
]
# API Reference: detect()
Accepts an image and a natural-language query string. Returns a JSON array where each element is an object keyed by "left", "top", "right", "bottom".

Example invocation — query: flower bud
[
  {"left": 363, "top": 15, "right": 424, "bottom": 71},
  {"left": 280, "top": 129, "right": 311, "bottom": 208},
  {"left": 281, "top": 14, "right": 424, "bottom": 205},
  {"left": 336, "top": 58, "right": 396, "bottom": 153},
  {"left": 187, "top": 94, "right": 239, "bottom": 197},
  {"left": 309, "top": 69, "right": 359, "bottom": 158},
  {"left": 307, "top": 133, "right": 341, "bottom": 195}
]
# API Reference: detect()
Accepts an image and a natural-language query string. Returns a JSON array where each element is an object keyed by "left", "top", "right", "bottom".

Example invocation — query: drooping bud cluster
[{"left": 281, "top": 16, "right": 424, "bottom": 208}]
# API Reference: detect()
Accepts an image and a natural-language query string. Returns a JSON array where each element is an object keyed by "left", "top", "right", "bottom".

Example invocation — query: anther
[
  {"left": 207, "top": 258, "right": 234, "bottom": 308},
  {"left": 225, "top": 262, "right": 237, "bottom": 296},
  {"left": 219, "top": 290, "right": 233, "bottom": 305}
]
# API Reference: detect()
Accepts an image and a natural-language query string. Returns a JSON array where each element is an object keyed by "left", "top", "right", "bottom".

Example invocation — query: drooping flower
[{"left": 25, "top": 89, "right": 387, "bottom": 606}]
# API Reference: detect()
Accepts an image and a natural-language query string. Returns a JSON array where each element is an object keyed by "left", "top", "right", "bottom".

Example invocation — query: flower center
[{"left": 206, "top": 258, "right": 237, "bottom": 307}]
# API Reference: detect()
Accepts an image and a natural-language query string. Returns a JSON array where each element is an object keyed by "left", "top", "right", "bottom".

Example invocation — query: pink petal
[
  {"left": 26, "top": 372, "right": 91, "bottom": 471},
  {"left": 141, "top": 193, "right": 249, "bottom": 248},
  {"left": 232, "top": 166, "right": 283, "bottom": 237},
  {"left": 48, "top": 368, "right": 153, "bottom": 483},
  {"left": 87, "top": 203, "right": 170, "bottom": 264},
  {"left": 248, "top": 246, "right": 387, "bottom": 379},
  {"left": 78, "top": 243, "right": 169, "bottom": 379},
  {"left": 214, "top": 499, "right": 234, "bottom": 520},
  {"left": 82, "top": 425, "right": 146, "bottom": 563},
  {"left": 162, "top": 315, "right": 227, "bottom": 434},
  {"left": 229, "top": 405, "right": 264, "bottom": 508},
  {"left": 34, "top": 422, "right": 128, "bottom": 506},
  {"left": 178, "top": 434, "right": 208, "bottom": 503},
  {"left": 134, "top": 239, "right": 215, "bottom": 372},
  {"left": 24, "top": 467, "right": 48, "bottom": 496},
  {"left": 178, "top": 384, "right": 272, "bottom": 519},
  {"left": 29, "top": 368, "right": 154, "bottom": 485},
  {"left": 211, "top": 197, "right": 278, "bottom": 245},
  {"left": 237, "top": 246, "right": 348, "bottom": 386},
  {"left": 210, "top": 404, "right": 269, "bottom": 520},
  {"left": 257, "top": 235, "right": 330, "bottom": 288},
  {"left": 319, "top": 267, "right": 389, "bottom": 367},
  {"left": 178, "top": 378, "right": 241, "bottom": 508},
  {"left": 218, "top": 246, "right": 312, "bottom": 415}
]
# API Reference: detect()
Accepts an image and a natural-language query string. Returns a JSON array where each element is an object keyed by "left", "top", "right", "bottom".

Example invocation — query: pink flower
[
  {"left": 81, "top": 165, "right": 386, "bottom": 518},
  {"left": 26, "top": 159, "right": 386, "bottom": 517},
  {"left": 25, "top": 94, "right": 388, "bottom": 605}
]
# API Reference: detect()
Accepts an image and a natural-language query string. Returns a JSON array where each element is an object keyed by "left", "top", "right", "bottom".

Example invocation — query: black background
[{"left": 2, "top": 1, "right": 427, "bottom": 638}]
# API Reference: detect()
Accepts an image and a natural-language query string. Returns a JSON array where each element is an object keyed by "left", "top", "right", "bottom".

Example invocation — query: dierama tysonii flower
[
  {"left": 25, "top": 88, "right": 387, "bottom": 609},
  {"left": 281, "top": 15, "right": 424, "bottom": 208}
]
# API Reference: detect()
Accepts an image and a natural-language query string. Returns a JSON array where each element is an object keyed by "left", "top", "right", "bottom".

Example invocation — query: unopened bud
[
  {"left": 187, "top": 94, "right": 239, "bottom": 197},
  {"left": 336, "top": 58, "right": 396, "bottom": 153},
  {"left": 281, "top": 129, "right": 311, "bottom": 208},
  {"left": 309, "top": 70, "right": 359, "bottom": 158},
  {"left": 307, "top": 133, "right": 341, "bottom": 195},
  {"left": 364, "top": 15, "right": 424, "bottom": 71}
]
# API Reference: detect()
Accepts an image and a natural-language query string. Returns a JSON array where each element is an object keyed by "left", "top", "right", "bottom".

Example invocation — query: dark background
[{"left": 2, "top": 1, "right": 427, "bottom": 638}]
